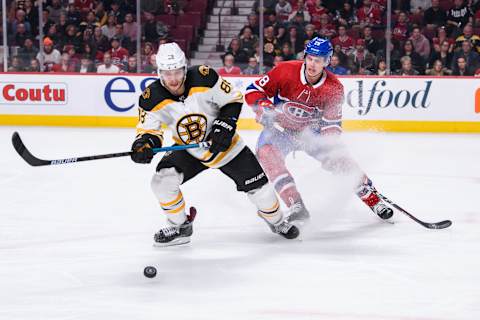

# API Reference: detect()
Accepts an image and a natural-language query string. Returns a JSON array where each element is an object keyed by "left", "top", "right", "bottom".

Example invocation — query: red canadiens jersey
[{"left": 245, "top": 60, "right": 344, "bottom": 135}]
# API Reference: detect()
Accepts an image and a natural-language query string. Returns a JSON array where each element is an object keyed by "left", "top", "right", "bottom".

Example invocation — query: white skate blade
[{"left": 153, "top": 237, "right": 191, "bottom": 247}]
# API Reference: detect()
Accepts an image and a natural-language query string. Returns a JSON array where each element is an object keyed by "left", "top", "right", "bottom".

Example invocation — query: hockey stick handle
[{"left": 11, "top": 131, "right": 210, "bottom": 167}]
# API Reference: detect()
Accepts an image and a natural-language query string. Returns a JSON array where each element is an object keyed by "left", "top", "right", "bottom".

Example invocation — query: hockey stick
[
  {"left": 374, "top": 191, "right": 452, "bottom": 229},
  {"left": 11, "top": 131, "right": 210, "bottom": 167}
]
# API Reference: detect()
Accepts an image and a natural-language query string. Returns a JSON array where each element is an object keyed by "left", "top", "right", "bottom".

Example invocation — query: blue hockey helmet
[{"left": 304, "top": 37, "right": 333, "bottom": 65}]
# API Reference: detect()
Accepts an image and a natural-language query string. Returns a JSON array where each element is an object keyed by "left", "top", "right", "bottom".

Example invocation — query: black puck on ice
[{"left": 144, "top": 266, "right": 157, "bottom": 278}]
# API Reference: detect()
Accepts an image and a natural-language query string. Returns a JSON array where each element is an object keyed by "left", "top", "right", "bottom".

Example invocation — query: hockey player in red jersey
[{"left": 245, "top": 37, "right": 393, "bottom": 223}]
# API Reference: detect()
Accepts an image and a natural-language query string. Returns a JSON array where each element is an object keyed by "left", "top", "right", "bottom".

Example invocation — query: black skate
[
  {"left": 370, "top": 199, "right": 394, "bottom": 220},
  {"left": 153, "top": 207, "right": 196, "bottom": 247},
  {"left": 286, "top": 200, "right": 311, "bottom": 224},
  {"left": 258, "top": 213, "right": 300, "bottom": 239}
]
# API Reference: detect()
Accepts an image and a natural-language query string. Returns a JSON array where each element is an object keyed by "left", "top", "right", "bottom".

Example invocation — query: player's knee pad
[{"left": 150, "top": 167, "right": 184, "bottom": 200}]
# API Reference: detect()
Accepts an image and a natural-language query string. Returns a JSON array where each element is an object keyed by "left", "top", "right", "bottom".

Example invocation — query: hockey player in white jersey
[{"left": 130, "top": 43, "right": 299, "bottom": 246}]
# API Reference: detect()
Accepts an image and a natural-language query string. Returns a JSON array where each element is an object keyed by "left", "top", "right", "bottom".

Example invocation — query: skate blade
[{"left": 153, "top": 237, "right": 191, "bottom": 247}]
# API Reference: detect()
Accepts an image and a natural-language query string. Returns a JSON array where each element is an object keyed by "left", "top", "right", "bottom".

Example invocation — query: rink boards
[{"left": 0, "top": 72, "right": 479, "bottom": 133}]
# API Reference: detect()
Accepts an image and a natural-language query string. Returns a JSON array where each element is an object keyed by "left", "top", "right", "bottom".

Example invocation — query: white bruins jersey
[{"left": 136, "top": 65, "right": 245, "bottom": 169}]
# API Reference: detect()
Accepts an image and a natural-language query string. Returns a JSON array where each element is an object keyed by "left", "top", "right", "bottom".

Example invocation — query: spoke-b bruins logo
[{"left": 176, "top": 114, "right": 207, "bottom": 144}]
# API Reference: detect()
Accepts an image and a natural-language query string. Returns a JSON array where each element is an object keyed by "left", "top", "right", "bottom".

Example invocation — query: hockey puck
[{"left": 143, "top": 266, "right": 157, "bottom": 278}]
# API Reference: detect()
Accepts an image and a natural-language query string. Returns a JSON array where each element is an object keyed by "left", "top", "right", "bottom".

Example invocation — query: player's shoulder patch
[
  {"left": 186, "top": 65, "right": 219, "bottom": 88},
  {"left": 138, "top": 79, "right": 169, "bottom": 111}
]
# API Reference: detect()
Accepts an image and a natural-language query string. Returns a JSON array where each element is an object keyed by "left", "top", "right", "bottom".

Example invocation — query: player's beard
[{"left": 165, "top": 78, "right": 186, "bottom": 96}]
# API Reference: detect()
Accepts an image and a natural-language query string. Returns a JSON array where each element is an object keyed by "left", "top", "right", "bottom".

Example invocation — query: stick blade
[
  {"left": 425, "top": 220, "right": 452, "bottom": 230},
  {"left": 11, "top": 132, "right": 49, "bottom": 166}
]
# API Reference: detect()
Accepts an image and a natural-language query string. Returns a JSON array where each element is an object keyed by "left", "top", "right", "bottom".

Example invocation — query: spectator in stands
[
  {"left": 123, "top": 13, "right": 138, "bottom": 42},
  {"left": 78, "top": 56, "right": 96, "bottom": 73},
  {"left": 102, "top": 14, "right": 117, "bottom": 39},
  {"left": 452, "top": 40, "right": 480, "bottom": 70},
  {"left": 74, "top": 0, "right": 94, "bottom": 14},
  {"left": 392, "top": 11, "right": 410, "bottom": 43},
  {"left": 245, "top": 14, "right": 260, "bottom": 36},
  {"left": 218, "top": 53, "right": 242, "bottom": 76},
  {"left": 24, "top": 0, "right": 38, "bottom": 35},
  {"left": 309, "top": 0, "right": 329, "bottom": 31},
  {"left": 42, "top": 8, "right": 55, "bottom": 35},
  {"left": 273, "top": 55, "right": 284, "bottom": 67},
  {"left": 81, "top": 11, "right": 100, "bottom": 33},
  {"left": 410, "top": 27, "right": 431, "bottom": 60},
  {"left": 61, "top": 24, "right": 82, "bottom": 52},
  {"left": 363, "top": 26, "right": 380, "bottom": 54},
  {"left": 12, "top": 9, "right": 31, "bottom": 34},
  {"left": 93, "top": 26, "right": 110, "bottom": 54},
  {"left": 252, "top": 0, "right": 277, "bottom": 15},
  {"left": 108, "top": 36, "right": 129, "bottom": 68},
  {"left": 348, "top": 39, "right": 375, "bottom": 74},
  {"left": 397, "top": 56, "right": 420, "bottom": 75},
  {"left": 410, "top": 0, "right": 432, "bottom": 13},
  {"left": 332, "top": 25, "right": 355, "bottom": 55},
  {"left": 266, "top": 12, "right": 279, "bottom": 29},
  {"left": 326, "top": 54, "right": 350, "bottom": 75},
  {"left": 47, "top": 0, "right": 63, "bottom": 24},
  {"left": 45, "top": 24, "right": 60, "bottom": 44},
  {"left": 334, "top": 1, "right": 357, "bottom": 28},
  {"left": 263, "top": 25, "right": 280, "bottom": 64},
  {"left": 357, "top": 0, "right": 382, "bottom": 28},
  {"left": 239, "top": 26, "right": 258, "bottom": 57},
  {"left": 52, "top": 53, "right": 76, "bottom": 73},
  {"left": 143, "top": 12, "right": 168, "bottom": 43},
  {"left": 289, "top": 0, "right": 311, "bottom": 22},
  {"left": 226, "top": 38, "right": 249, "bottom": 66},
  {"left": 447, "top": 0, "right": 473, "bottom": 37},
  {"left": 452, "top": 56, "right": 474, "bottom": 75},
  {"left": 333, "top": 43, "right": 350, "bottom": 67},
  {"left": 113, "top": 23, "right": 133, "bottom": 53},
  {"left": 66, "top": 4, "right": 82, "bottom": 27},
  {"left": 143, "top": 54, "right": 157, "bottom": 74},
  {"left": 455, "top": 23, "right": 480, "bottom": 53},
  {"left": 374, "top": 58, "right": 388, "bottom": 75},
  {"left": 141, "top": 1, "right": 164, "bottom": 15},
  {"left": 97, "top": 52, "right": 120, "bottom": 73},
  {"left": 376, "top": 32, "right": 402, "bottom": 71},
  {"left": 276, "top": 25, "right": 288, "bottom": 44},
  {"left": 402, "top": 39, "right": 426, "bottom": 73},
  {"left": 36, "top": 37, "right": 61, "bottom": 70},
  {"left": 94, "top": 2, "right": 108, "bottom": 26},
  {"left": 58, "top": 12, "right": 69, "bottom": 36},
  {"left": 317, "top": 13, "right": 336, "bottom": 38},
  {"left": 141, "top": 42, "right": 155, "bottom": 70},
  {"left": 424, "top": 0, "right": 447, "bottom": 30},
  {"left": 280, "top": 42, "right": 296, "bottom": 60},
  {"left": 426, "top": 59, "right": 451, "bottom": 75},
  {"left": 242, "top": 57, "right": 260, "bottom": 75},
  {"left": 276, "top": 0, "right": 293, "bottom": 23},
  {"left": 109, "top": 1, "right": 124, "bottom": 23},
  {"left": 304, "top": 24, "right": 318, "bottom": 40},
  {"left": 14, "top": 23, "right": 30, "bottom": 47},
  {"left": 436, "top": 26, "right": 454, "bottom": 48},
  {"left": 18, "top": 38, "right": 38, "bottom": 67},
  {"left": 289, "top": 12, "right": 309, "bottom": 31},
  {"left": 25, "top": 58, "right": 40, "bottom": 72},
  {"left": 125, "top": 56, "right": 138, "bottom": 73},
  {"left": 285, "top": 26, "right": 306, "bottom": 54},
  {"left": 8, "top": 56, "right": 24, "bottom": 72},
  {"left": 429, "top": 40, "right": 453, "bottom": 72}
]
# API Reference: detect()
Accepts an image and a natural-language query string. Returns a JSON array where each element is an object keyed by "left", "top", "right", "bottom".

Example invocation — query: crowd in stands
[
  {"left": 1, "top": 0, "right": 194, "bottom": 73},
  {"left": 1, "top": 0, "right": 480, "bottom": 76},
  {"left": 220, "top": 0, "right": 480, "bottom": 76}
]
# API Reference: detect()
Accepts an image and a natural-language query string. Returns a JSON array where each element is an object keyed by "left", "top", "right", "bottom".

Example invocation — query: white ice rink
[{"left": 1, "top": 126, "right": 479, "bottom": 320}]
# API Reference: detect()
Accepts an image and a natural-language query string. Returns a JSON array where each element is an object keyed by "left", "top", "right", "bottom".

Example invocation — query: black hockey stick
[
  {"left": 374, "top": 191, "right": 452, "bottom": 229},
  {"left": 11, "top": 131, "right": 209, "bottom": 167}
]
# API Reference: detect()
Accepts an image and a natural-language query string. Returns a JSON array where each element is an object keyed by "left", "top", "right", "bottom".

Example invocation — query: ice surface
[{"left": 0, "top": 127, "right": 479, "bottom": 320}]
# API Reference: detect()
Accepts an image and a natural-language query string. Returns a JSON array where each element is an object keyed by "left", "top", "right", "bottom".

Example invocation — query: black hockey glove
[
  {"left": 209, "top": 117, "right": 237, "bottom": 154},
  {"left": 130, "top": 134, "right": 162, "bottom": 164}
]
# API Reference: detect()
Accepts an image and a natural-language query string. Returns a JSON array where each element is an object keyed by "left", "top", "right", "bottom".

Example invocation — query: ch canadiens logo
[
  {"left": 282, "top": 101, "right": 316, "bottom": 123},
  {"left": 0, "top": 82, "right": 67, "bottom": 105}
]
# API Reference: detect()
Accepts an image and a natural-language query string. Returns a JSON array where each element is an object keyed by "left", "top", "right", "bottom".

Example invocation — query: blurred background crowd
[{"left": 1, "top": 0, "right": 480, "bottom": 76}]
